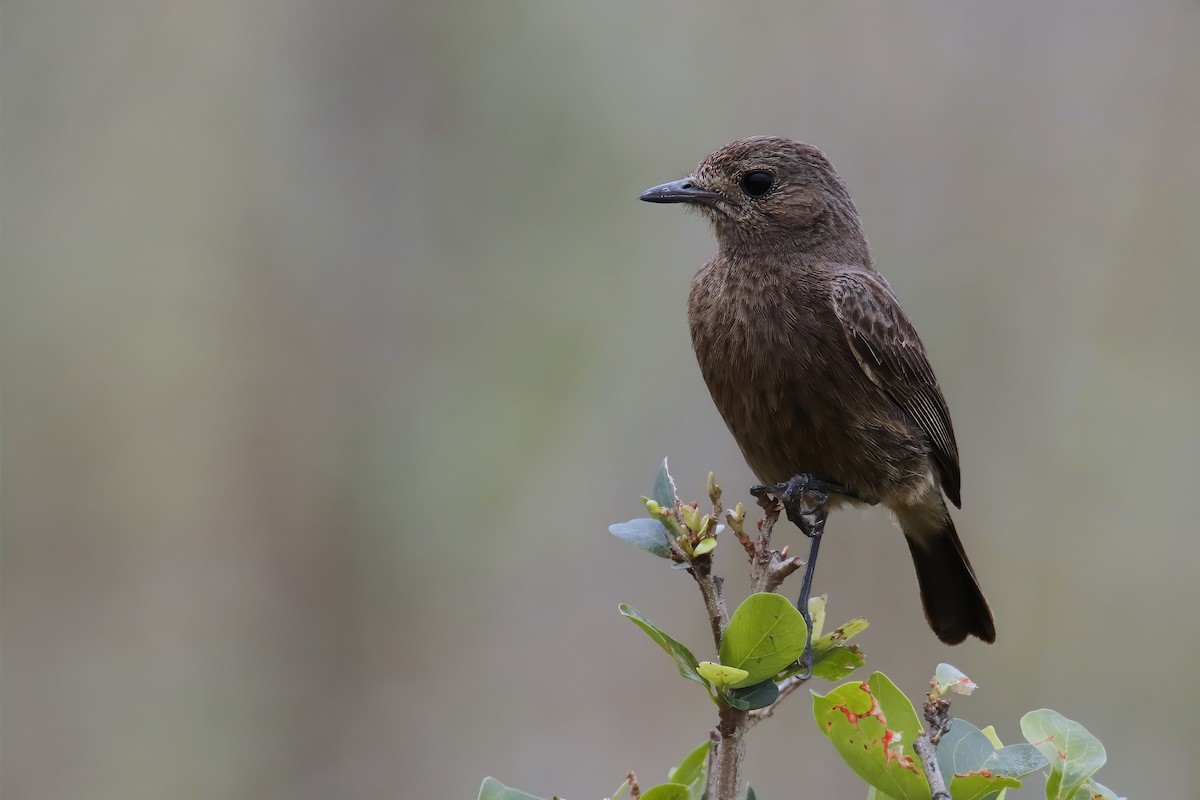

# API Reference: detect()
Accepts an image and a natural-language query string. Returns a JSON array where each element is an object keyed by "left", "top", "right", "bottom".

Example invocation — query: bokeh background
[{"left": 5, "top": 2, "right": 1199, "bottom": 798}]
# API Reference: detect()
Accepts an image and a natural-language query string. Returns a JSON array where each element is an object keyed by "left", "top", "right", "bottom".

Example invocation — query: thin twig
[
  {"left": 763, "top": 554, "right": 804, "bottom": 593},
  {"left": 913, "top": 736, "right": 949, "bottom": 800},
  {"left": 923, "top": 677, "right": 954, "bottom": 743},
  {"left": 732, "top": 523, "right": 757, "bottom": 558},
  {"left": 915, "top": 675, "right": 955, "bottom": 800},
  {"left": 689, "top": 556, "right": 727, "bottom": 651},
  {"left": 745, "top": 501, "right": 807, "bottom": 593},
  {"left": 747, "top": 496, "right": 777, "bottom": 592},
  {"left": 688, "top": 547, "right": 739, "bottom": 800}
]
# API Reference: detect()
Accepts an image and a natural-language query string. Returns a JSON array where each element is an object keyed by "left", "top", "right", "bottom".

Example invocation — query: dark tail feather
[{"left": 898, "top": 505, "right": 995, "bottom": 645}]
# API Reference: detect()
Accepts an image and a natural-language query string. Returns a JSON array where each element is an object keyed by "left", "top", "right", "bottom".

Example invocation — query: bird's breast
[{"left": 687, "top": 259, "right": 916, "bottom": 493}]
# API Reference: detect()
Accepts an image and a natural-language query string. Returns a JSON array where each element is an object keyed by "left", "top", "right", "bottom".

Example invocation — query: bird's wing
[{"left": 831, "top": 270, "right": 962, "bottom": 507}]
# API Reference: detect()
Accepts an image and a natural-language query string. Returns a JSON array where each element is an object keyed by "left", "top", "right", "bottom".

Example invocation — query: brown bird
[{"left": 640, "top": 136, "right": 995, "bottom": 647}]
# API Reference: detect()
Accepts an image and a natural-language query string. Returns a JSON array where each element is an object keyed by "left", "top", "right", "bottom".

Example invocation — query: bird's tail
[{"left": 896, "top": 501, "right": 995, "bottom": 644}]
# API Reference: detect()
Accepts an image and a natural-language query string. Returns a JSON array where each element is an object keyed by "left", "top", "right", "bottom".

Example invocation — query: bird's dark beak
[{"left": 639, "top": 178, "right": 721, "bottom": 205}]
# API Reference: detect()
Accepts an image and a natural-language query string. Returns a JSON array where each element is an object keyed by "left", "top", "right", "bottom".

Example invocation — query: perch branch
[{"left": 914, "top": 675, "right": 955, "bottom": 800}]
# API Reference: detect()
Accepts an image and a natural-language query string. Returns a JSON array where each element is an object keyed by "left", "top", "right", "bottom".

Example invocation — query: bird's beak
[{"left": 639, "top": 178, "right": 721, "bottom": 205}]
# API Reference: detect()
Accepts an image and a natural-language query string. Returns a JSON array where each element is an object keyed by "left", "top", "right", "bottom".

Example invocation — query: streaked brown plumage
[{"left": 641, "top": 136, "right": 994, "bottom": 645}]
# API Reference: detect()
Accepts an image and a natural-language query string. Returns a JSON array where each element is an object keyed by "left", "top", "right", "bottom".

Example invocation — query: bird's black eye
[{"left": 739, "top": 171, "right": 774, "bottom": 197}]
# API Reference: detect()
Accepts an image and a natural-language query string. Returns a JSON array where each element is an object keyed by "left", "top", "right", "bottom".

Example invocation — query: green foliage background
[{"left": 5, "top": 2, "right": 1199, "bottom": 798}]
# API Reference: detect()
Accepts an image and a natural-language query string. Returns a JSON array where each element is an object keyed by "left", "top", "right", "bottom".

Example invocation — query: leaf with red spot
[
  {"left": 812, "top": 672, "right": 929, "bottom": 800},
  {"left": 867, "top": 672, "right": 923, "bottom": 749}
]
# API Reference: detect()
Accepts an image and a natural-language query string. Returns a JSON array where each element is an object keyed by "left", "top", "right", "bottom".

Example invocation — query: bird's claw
[
  {"left": 795, "top": 638, "right": 815, "bottom": 680},
  {"left": 752, "top": 474, "right": 846, "bottom": 537}
]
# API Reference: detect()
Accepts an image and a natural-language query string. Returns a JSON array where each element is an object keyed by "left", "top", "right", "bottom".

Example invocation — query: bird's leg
[
  {"left": 750, "top": 474, "right": 843, "bottom": 678},
  {"left": 791, "top": 513, "right": 827, "bottom": 678}
]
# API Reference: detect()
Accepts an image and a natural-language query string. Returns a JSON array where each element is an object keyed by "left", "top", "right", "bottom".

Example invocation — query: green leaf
[
  {"left": 933, "top": 719, "right": 1047, "bottom": 800},
  {"left": 725, "top": 678, "right": 780, "bottom": 710},
  {"left": 609, "top": 517, "right": 673, "bottom": 558},
  {"left": 808, "top": 594, "right": 828, "bottom": 638},
  {"left": 692, "top": 535, "right": 718, "bottom": 556},
  {"left": 813, "top": 674, "right": 929, "bottom": 800},
  {"left": 1079, "top": 778, "right": 1122, "bottom": 799},
  {"left": 697, "top": 661, "right": 750, "bottom": 688},
  {"left": 478, "top": 777, "right": 546, "bottom": 800},
  {"left": 652, "top": 457, "right": 678, "bottom": 509},
  {"left": 1020, "top": 709, "right": 1107, "bottom": 800},
  {"left": 718, "top": 593, "right": 808, "bottom": 688},
  {"left": 666, "top": 740, "right": 710, "bottom": 799},
  {"left": 641, "top": 783, "right": 691, "bottom": 800},
  {"left": 984, "top": 743, "right": 1048, "bottom": 777},
  {"left": 979, "top": 725, "right": 1004, "bottom": 749},
  {"left": 813, "top": 616, "right": 869, "bottom": 656},
  {"left": 789, "top": 614, "right": 869, "bottom": 681},
  {"left": 948, "top": 772, "right": 1021, "bottom": 800},
  {"left": 937, "top": 719, "right": 995, "bottom": 776},
  {"left": 777, "top": 613, "right": 868, "bottom": 682},
  {"left": 808, "top": 645, "right": 866, "bottom": 682},
  {"left": 619, "top": 604, "right": 709, "bottom": 690}
]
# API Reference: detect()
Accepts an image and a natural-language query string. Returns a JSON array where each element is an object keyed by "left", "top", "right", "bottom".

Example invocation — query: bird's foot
[{"left": 751, "top": 474, "right": 849, "bottom": 537}]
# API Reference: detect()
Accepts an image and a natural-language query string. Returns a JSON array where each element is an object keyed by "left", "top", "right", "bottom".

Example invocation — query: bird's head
[{"left": 640, "top": 136, "right": 863, "bottom": 256}]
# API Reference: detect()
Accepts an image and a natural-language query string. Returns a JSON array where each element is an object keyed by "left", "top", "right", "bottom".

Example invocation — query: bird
[{"left": 640, "top": 136, "right": 995, "bottom": 647}]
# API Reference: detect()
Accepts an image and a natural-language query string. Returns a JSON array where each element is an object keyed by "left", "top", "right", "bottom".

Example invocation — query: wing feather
[{"left": 831, "top": 270, "right": 962, "bottom": 507}]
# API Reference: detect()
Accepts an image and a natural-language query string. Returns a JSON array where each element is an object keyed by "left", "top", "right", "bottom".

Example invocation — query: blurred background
[{"left": 5, "top": 2, "right": 1199, "bottom": 798}]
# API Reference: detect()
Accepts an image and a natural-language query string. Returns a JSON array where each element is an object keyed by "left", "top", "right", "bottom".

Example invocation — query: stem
[
  {"left": 692, "top": 556, "right": 742, "bottom": 800},
  {"left": 913, "top": 735, "right": 949, "bottom": 800},
  {"left": 706, "top": 705, "right": 748, "bottom": 800},
  {"left": 690, "top": 557, "right": 727, "bottom": 650},
  {"left": 916, "top": 675, "right": 954, "bottom": 800},
  {"left": 747, "top": 496, "right": 779, "bottom": 592}
]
